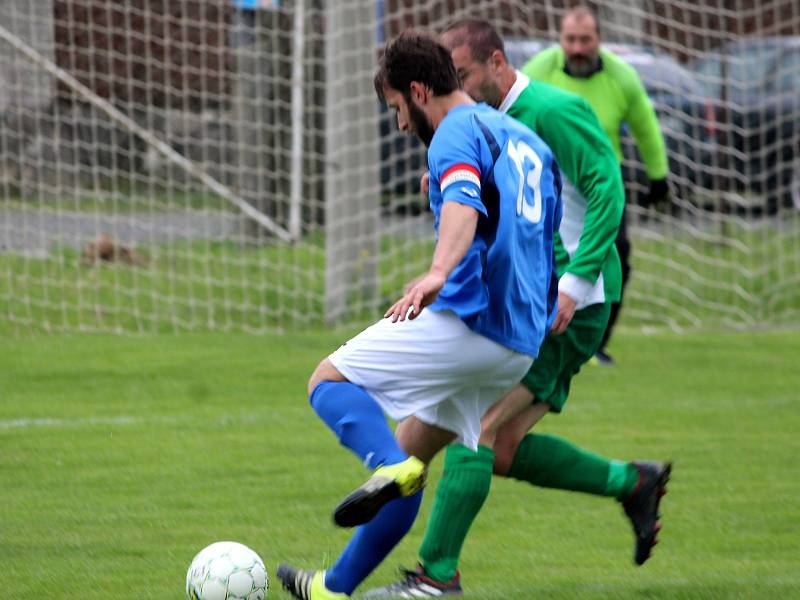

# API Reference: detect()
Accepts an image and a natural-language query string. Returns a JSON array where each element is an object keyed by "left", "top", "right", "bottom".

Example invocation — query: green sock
[
  {"left": 419, "top": 443, "right": 494, "bottom": 583},
  {"left": 507, "top": 433, "right": 639, "bottom": 500}
]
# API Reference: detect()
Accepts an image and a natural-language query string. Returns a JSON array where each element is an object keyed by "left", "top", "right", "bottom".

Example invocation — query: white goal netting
[{"left": 0, "top": 0, "right": 798, "bottom": 334}]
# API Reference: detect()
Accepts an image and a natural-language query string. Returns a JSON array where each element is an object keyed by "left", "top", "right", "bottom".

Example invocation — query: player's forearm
[
  {"left": 636, "top": 133, "right": 668, "bottom": 180},
  {"left": 629, "top": 99, "right": 669, "bottom": 179},
  {"left": 430, "top": 201, "right": 479, "bottom": 278}
]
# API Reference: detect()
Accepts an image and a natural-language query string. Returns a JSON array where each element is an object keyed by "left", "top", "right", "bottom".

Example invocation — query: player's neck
[
  {"left": 497, "top": 67, "right": 517, "bottom": 100},
  {"left": 430, "top": 90, "right": 475, "bottom": 128}
]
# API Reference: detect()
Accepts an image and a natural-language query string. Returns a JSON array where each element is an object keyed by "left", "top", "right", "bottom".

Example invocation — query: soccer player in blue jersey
[{"left": 277, "top": 30, "right": 562, "bottom": 600}]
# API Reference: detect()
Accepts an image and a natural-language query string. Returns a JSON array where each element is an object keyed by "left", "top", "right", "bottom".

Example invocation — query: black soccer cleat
[
  {"left": 621, "top": 461, "right": 672, "bottom": 565},
  {"left": 594, "top": 349, "right": 615, "bottom": 365},
  {"left": 333, "top": 457, "right": 426, "bottom": 528},
  {"left": 277, "top": 564, "right": 347, "bottom": 599},
  {"left": 361, "top": 565, "right": 463, "bottom": 598},
  {"left": 277, "top": 564, "right": 315, "bottom": 600}
]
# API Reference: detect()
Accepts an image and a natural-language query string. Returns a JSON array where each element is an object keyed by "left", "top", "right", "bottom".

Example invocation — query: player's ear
[
  {"left": 409, "top": 81, "right": 428, "bottom": 105},
  {"left": 489, "top": 49, "right": 506, "bottom": 71}
]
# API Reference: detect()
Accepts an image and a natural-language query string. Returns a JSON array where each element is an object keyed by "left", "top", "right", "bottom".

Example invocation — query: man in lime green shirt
[
  {"left": 362, "top": 19, "right": 670, "bottom": 599},
  {"left": 523, "top": 4, "right": 670, "bottom": 365}
]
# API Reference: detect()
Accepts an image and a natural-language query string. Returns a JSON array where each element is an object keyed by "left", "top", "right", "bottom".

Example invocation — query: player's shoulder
[
  {"left": 524, "top": 79, "right": 588, "bottom": 111},
  {"left": 516, "top": 82, "right": 595, "bottom": 138},
  {"left": 432, "top": 104, "right": 476, "bottom": 145},
  {"left": 435, "top": 103, "right": 505, "bottom": 142},
  {"left": 599, "top": 48, "right": 645, "bottom": 93},
  {"left": 429, "top": 105, "right": 483, "bottom": 165},
  {"left": 522, "top": 46, "right": 563, "bottom": 79}
]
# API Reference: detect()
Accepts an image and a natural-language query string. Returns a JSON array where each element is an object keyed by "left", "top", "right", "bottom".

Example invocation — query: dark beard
[
  {"left": 564, "top": 54, "right": 601, "bottom": 78},
  {"left": 478, "top": 80, "right": 504, "bottom": 109},
  {"left": 409, "top": 101, "right": 435, "bottom": 147}
]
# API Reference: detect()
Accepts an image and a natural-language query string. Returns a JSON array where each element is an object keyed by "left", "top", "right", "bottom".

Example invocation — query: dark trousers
[{"left": 599, "top": 204, "right": 631, "bottom": 351}]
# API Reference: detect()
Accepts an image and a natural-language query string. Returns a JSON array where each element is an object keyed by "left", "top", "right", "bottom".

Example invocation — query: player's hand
[
  {"left": 403, "top": 273, "right": 426, "bottom": 294},
  {"left": 420, "top": 171, "right": 430, "bottom": 195},
  {"left": 550, "top": 292, "right": 577, "bottom": 335},
  {"left": 385, "top": 269, "right": 447, "bottom": 322},
  {"left": 639, "top": 178, "right": 670, "bottom": 208}
]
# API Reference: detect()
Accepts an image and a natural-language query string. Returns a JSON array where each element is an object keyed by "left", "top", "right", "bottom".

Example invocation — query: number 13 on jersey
[{"left": 507, "top": 139, "right": 543, "bottom": 224}]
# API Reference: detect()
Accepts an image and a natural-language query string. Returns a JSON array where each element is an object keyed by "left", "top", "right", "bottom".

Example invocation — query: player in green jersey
[
  {"left": 523, "top": 4, "right": 671, "bottom": 365},
  {"left": 362, "top": 19, "right": 670, "bottom": 598}
]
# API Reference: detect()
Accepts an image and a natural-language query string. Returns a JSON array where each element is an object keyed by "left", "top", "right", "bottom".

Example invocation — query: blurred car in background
[
  {"left": 504, "top": 40, "right": 719, "bottom": 206},
  {"left": 690, "top": 36, "right": 800, "bottom": 213}
]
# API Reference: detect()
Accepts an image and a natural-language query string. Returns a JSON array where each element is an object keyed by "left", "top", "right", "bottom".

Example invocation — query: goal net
[{"left": 1, "top": 0, "right": 798, "bottom": 334}]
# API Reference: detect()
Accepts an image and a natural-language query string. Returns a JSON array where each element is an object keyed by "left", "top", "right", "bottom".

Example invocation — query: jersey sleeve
[
  {"left": 536, "top": 99, "right": 624, "bottom": 287},
  {"left": 428, "top": 118, "right": 487, "bottom": 216},
  {"left": 622, "top": 68, "right": 669, "bottom": 180}
]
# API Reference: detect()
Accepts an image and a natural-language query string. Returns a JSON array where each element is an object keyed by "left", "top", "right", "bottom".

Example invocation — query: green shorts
[{"left": 519, "top": 302, "right": 611, "bottom": 413}]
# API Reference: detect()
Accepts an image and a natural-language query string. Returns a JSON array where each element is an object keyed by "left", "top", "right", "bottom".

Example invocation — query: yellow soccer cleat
[{"left": 333, "top": 456, "right": 427, "bottom": 527}]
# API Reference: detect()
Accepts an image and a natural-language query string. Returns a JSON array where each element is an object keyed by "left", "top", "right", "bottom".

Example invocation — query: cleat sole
[{"left": 334, "top": 479, "right": 402, "bottom": 528}]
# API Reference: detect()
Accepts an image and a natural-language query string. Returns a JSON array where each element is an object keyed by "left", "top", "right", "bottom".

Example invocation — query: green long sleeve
[
  {"left": 525, "top": 92, "right": 624, "bottom": 286},
  {"left": 504, "top": 75, "right": 623, "bottom": 304}
]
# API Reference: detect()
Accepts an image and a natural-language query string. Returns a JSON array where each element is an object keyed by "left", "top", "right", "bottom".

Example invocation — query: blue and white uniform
[
  {"left": 427, "top": 103, "right": 561, "bottom": 356},
  {"left": 330, "top": 102, "right": 561, "bottom": 450}
]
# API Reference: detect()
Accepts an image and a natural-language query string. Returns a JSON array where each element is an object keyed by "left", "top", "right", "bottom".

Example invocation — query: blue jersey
[{"left": 427, "top": 103, "right": 562, "bottom": 357}]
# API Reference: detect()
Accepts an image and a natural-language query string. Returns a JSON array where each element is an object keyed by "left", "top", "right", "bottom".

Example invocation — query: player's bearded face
[
  {"left": 448, "top": 44, "right": 503, "bottom": 109},
  {"left": 407, "top": 97, "right": 435, "bottom": 147},
  {"left": 561, "top": 17, "right": 601, "bottom": 77}
]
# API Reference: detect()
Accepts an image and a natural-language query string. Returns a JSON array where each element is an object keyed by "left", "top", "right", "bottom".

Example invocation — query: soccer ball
[{"left": 185, "top": 541, "right": 269, "bottom": 600}]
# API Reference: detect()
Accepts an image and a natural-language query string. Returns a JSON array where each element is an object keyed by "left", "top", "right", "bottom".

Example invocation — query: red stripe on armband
[{"left": 440, "top": 163, "right": 481, "bottom": 192}]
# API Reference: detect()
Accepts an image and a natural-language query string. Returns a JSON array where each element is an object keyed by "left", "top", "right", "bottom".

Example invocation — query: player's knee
[
  {"left": 492, "top": 411, "right": 539, "bottom": 476},
  {"left": 307, "top": 358, "right": 345, "bottom": 396},
  {"left": 492, "top": 435, "right": 519, "bottom": 476}
]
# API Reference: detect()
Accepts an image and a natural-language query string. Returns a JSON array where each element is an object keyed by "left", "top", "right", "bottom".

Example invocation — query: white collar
[{"left": 498, "top": 70, "right": 530, "bottom": 114}]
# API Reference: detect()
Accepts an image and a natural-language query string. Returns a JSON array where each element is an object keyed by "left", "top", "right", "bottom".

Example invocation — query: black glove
[{"left": 640, "top": 178, "right": 670, "bottom": 208}]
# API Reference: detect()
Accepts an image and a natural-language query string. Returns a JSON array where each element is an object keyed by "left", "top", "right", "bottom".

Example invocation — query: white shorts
[{"left": 328, "top": 310, "right": 533, "bottom": 450}]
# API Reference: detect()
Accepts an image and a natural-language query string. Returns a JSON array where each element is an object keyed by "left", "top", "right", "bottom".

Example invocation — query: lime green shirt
[
  {"left": 500, "top": 72, "right": 623, "bottom": 305},
  {"left": 523, "top": 46, "right": 668, "bottom": 180}
]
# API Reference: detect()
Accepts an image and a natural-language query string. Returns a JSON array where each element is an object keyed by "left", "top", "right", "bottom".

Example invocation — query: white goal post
[{"left": 0, "top": 0, "right": 798, "bottom": 334}]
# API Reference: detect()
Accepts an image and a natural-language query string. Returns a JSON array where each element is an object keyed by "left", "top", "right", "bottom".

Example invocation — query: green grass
[
  {"left": 2, "top": 214, "right": 798, "bottom": 335},
  {"left": 1, "top": 330, "right": 798, "bottom": 599},
  {"left": 0, "top": 240, "right": 328, "bottom": 334},
  {"left": 0, "top": 235, "right": 436, "bottom": 336},
  {"left": 628, "top": 214, "right": 800, "bottom": 330}
]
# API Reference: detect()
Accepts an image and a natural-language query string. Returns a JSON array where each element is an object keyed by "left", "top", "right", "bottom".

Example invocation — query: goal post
[{"left": 324, "top": 0, "right": 380, "bottom": 324}]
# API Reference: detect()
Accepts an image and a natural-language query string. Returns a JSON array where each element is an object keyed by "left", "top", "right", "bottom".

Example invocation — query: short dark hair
[
  {"left": 562, "top": 4, "right": 601, "bottom": 35},
  {"left": 374, "top": 30, "right": 460, "bottom": 101},
  {"left": 441, "top": 18, "right": 505, "bottom": 62}
]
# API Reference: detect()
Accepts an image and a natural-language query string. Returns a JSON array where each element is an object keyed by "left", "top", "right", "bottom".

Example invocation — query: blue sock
[
  {"left": 325, "top": 491, "right": 423, "bottom": 595},
  {"left": 309, "top": 381, "right": 407, "bottom": 469}
]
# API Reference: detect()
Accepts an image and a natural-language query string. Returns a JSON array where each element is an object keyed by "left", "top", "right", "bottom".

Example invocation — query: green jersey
[
  {"left": 500, "top": 71, "right": 623, "bottom": 305},
  {"left": 522, "top": 46, "right": 668, "bottom": 180}
]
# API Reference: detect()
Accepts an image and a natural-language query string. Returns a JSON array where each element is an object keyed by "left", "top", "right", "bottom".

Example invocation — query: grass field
[
  {"left": 2, "top": 213, "right": 799, "bottom": 335},
  {"left": 1, "top": 329, "right": 798, "bottom": 599}
]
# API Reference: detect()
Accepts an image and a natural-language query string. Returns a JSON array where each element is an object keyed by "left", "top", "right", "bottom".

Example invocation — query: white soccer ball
[{"left": 186, "top": 541, "right": 269, "bottom": 600}]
